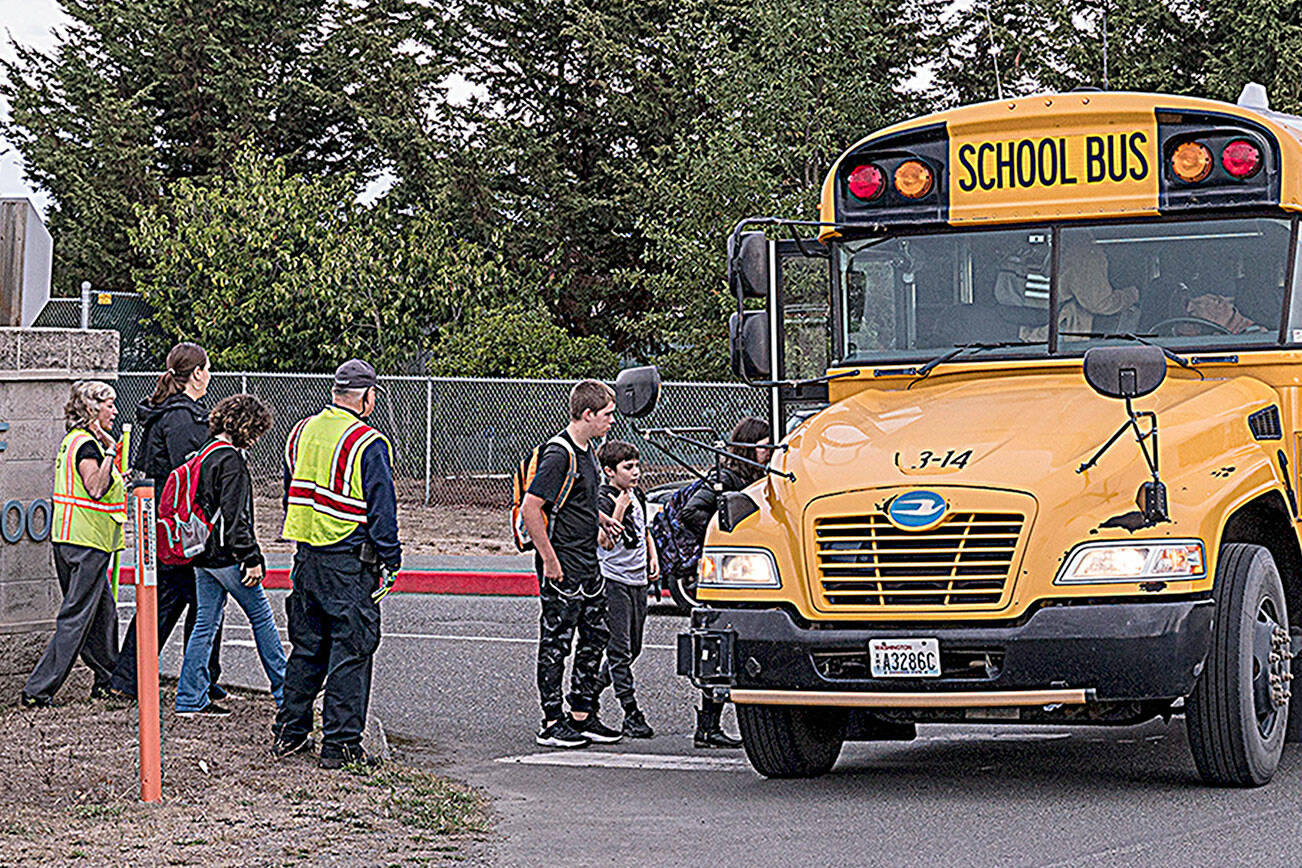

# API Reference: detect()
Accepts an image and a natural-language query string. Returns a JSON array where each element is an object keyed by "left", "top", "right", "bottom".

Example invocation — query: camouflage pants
[{"left": 536, "top": 571, "right": 609, "bottom": 721}]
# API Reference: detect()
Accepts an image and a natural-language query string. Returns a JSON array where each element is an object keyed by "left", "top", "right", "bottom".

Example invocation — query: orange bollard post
[{"left": 133, "top": 484, "right": 162, "bottom": 803}]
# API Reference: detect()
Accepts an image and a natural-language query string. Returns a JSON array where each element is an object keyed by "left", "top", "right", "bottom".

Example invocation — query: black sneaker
[
  {"left": 571, "top": 713, "right": 623, "bottom": 744},
  {"left": 19, "top": 693, "right": 50, "bottom": 709},
  {"left": 535, "top": 718, "right": 591, "bottom": 749},
  {"left": 319, "top": 745, "right": 382, "bottom": 770},
  {"left": 177, "top": 702, "right": 232, "bottom": 718},
  {"left": 621, "top": 709, "right": 655, "bottom": 739},
  {"left": 271, "top": 733, "right": 315, "bottom": 759},
  {"left": 208, "top": 684, "right": 229, "bottom": 701}
]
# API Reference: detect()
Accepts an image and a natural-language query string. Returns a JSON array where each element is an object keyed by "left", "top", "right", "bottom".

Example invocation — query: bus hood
[{"left": 776, "top": 370, "right": 1284, "bottom": 512}]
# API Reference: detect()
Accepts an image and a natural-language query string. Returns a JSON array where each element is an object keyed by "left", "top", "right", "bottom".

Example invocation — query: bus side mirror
[
  {"left": 614, "top": 366, "right": 661, "bottom": 418},
  {"left": 1082, "top": 345, "right": 1166, "bottom": 399},
  {"left": 729, "top": 311, "right": 770, "bottom": 380},
  {"left": 728, "top": 231, "right": 770, "bottom": 299}
]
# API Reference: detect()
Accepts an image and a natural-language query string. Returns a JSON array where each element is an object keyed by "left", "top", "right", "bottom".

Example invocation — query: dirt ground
[
  {"left": 0, "top": 688, "right": 493, "bottom": 867},
  {"left": 252, "top": 496, "right": 513, "bottom": 559}
]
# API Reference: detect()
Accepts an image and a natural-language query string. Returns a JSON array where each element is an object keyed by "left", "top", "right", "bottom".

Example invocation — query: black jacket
[
  {"left": 680, "top": 466, "right": 750, "bottom": 540},
  {"left": 135, "top": 394, "right": 209, "bottom": 486},
  {"left": 194, "top": 443, "right": 263, "bottom": 569}
]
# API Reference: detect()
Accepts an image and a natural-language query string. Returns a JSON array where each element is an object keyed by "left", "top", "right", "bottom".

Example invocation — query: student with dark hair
[
  {"left": 680, "top": 415, "right": 772, "bottom": 749},
  {"left": 175, "top": 394, "right": 284, "bottom": 717},
  {"left": 594, "top": 440, "right": 658, "bottom": 738},
  {"left": 521, "top": 378, "right": 623, "bottom": 748},
  {"left": 108, "top": 342, "right": 225, "bottom": 701}
]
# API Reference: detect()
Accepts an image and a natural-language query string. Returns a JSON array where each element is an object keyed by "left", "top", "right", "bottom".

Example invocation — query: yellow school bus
[{"left": 660, "top": 87, "right": 1302, "bottom": 786}]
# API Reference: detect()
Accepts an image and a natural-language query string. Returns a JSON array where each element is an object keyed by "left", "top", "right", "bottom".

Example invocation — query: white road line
[
  {"left": 496, "top": 751, "right": 748, "bottom": 772},
  {"left": 193, "top": 627, "right": 674, "bottom": 651},
  {"left": 383, "top": 631, "right": 676, "bottom": 650}
]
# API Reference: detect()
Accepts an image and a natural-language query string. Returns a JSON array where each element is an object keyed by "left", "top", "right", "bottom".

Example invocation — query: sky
[{"left": 0, "top": 0, "right": 68, "bottom": 216}]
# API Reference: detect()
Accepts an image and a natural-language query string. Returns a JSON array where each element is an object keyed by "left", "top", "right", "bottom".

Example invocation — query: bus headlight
[
  {"left": 698, "top": 548, "right": 781, "bottom": 588},
  {"left": 1055, "top": 540, "right": 1205, "bottom": 584}
]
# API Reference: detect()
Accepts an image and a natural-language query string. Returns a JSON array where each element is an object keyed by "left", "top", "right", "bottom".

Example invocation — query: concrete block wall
[{"left": 0, "top": 328, "right": 119, "bottom": 697}]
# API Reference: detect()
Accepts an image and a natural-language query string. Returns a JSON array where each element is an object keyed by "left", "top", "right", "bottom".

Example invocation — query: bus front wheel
[
  {"left": 1185, "top": 543, "right": 1291, "bottom": 787},
  {"left": 736, "top": 703, "right": 846, "bottom": 778},
  {"left": 668, "top": 569, "right": 698, "bottom": 613}
]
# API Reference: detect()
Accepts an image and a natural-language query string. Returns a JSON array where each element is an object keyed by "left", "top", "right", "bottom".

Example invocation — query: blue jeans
[{"left": 176, "top": 565, "right": 286, "bottom": 713}]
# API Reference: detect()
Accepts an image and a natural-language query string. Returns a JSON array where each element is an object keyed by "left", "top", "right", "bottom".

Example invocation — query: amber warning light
[
  {"left": 1171, "top": 141, "right": 1213, "bottom": 182},
  {"left": 894, "top": 160, "right": 934, "bottom": 198}
]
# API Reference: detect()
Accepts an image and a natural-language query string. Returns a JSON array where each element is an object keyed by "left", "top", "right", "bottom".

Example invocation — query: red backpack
[{"left": 156, "top": 441, "right": 233, "bottom": 566}]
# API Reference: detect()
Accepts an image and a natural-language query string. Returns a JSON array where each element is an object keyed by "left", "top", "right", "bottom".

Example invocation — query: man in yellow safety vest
[{"left": 271, "top": 359, "right": 401, "bottom": 768}]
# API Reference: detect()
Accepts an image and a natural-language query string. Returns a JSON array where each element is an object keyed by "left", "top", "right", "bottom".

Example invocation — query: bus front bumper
[{"left": 676, "top": 599, "right": 1214, "bottom": 705}]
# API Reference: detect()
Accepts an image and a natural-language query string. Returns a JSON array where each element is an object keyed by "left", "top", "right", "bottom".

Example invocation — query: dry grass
[{"left": 0, "top": 688, "right": 493, "bottom": 867}]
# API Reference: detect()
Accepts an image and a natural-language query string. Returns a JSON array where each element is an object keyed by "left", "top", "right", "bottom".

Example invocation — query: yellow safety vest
[
  {"left": 52, "top": 429, "right": 126, "bottom": 552},
  {"left": 282, "top": 406, "right": 392, "bottom": 547}
]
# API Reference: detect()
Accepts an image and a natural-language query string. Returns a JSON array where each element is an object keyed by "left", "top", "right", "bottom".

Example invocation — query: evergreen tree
[
  {"left": 636, "top": 0, "right": 946, "bottom": 377},
  {"left": 443, "top": 0, "right": 708, "bottom": 356},
  {"left": 1, "top": 0, "right": 450, "bottom": 295}
]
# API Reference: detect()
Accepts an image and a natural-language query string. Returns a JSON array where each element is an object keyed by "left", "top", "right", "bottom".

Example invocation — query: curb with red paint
[{"left": 117, "top": 566, "right": 540, "bottom": 596}]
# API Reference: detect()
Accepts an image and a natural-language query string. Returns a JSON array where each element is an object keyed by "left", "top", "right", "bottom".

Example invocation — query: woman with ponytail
[{"left": 107, "top": 342, "right": 227, "bottom": 700}]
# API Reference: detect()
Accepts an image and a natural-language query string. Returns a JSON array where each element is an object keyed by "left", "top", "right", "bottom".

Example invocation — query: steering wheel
[{"left": 1148, "top": 316, "right": 1232, "bottom": 336}]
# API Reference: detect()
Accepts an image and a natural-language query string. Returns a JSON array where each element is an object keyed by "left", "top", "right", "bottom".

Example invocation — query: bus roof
[{"left": 818, "top": 90, "right": 1302, "bottom": 240}]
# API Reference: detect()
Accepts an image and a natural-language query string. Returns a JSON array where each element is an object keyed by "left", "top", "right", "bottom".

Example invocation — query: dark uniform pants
[
  {"left": 25, "top": 543, "right": 118, "bottom": 701},
  {"left": 536, "top": 571, "right": 609, "bottom": 721},
  {"left": 274, "top": 548, "right": 381, "bottom": 751},
  {"left": 109, "top": 561, "right": 223, "bottom": 697},
  {"left": 596, "top": 581, "right": 647, "bottom": 711}
]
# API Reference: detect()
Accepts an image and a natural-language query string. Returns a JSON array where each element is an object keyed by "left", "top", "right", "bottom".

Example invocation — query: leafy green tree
[
  {"left": 131, "top": 147, "right": 506, "bottom": 373},
  {"left": 428, "top": 305, "right": 618, "bottom": 379},
  {"left": 2, "top": 0, "right": 450, "bottom": 296},
  {"left": 1201, "top": 0, "right": 1302, "bottom": 113}
]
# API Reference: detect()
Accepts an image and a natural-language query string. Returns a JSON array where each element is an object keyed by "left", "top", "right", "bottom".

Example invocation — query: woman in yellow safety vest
[{"left": 21, "top": 381, "right": 126, "bottom": 707}]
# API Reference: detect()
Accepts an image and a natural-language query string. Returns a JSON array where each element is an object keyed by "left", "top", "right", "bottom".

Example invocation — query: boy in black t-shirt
[{"left": 520, "top": 380, "right": 623, "bottom": 748}]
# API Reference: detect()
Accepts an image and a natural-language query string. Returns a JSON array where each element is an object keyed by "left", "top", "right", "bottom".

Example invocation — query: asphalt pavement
[{"left": 121, "top": 585, "right": 1302, "bottom": 867}]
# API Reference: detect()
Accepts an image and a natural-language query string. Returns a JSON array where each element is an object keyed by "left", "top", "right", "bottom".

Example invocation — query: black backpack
[{"left": 649, "top": 479, "right": 709, "bottom": 579}]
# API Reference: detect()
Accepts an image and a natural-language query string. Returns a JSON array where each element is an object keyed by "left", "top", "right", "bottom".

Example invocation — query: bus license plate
[{"left": 869, "top": 638, "right": 941, "bottom": 678}]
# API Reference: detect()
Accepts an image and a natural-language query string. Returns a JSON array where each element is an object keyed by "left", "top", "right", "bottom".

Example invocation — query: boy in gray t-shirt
[{"left": 595, "top": 440, "right": 659, "bottom": 738}]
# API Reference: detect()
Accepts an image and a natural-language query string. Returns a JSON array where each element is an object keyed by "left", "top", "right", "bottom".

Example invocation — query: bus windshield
[{"left": 837, "top": 216, "right": 1293, "bottom": 361}]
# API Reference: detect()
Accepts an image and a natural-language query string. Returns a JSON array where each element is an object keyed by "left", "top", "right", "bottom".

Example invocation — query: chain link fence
[
  {"left": 114, "top": 373, "right": 766, "bottom": 506},
  {"left": 34, "top": 292, "right": 163, "bottom": 370}
]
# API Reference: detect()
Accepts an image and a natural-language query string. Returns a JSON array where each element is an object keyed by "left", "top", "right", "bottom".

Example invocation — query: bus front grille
[{"left": 814, "top": 512, "right": 1024, "bottom": 608}]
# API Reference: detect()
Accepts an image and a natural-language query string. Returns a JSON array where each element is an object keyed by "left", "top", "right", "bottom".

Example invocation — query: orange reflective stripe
[{"left": 52, "top": 494, "right": 126, "bottom": 514}]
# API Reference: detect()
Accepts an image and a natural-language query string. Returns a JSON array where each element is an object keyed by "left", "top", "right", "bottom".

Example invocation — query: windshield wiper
[
  {"left": 755, "top": 369, "right": 861, "bottom": 389},
  {"left": 1060, "top": 332, "right": 1203, "bottom": 379},
  {"left": 896, "top": 340, "right": 1048, "bottom": 388}
]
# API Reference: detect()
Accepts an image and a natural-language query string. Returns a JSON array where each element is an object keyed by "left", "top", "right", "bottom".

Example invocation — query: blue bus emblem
[{"left": 886, "top": 490, "right": 948, "bottom": 531}]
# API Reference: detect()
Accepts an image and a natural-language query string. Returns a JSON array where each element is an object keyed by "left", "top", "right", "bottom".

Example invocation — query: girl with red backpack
[{"left": 175, "top": 394, "right": 284, "bottom": 717}]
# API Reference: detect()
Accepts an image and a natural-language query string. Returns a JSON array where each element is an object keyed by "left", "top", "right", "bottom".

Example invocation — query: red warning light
[
  {"left": 1221, "top": 140, "right": 1262, "bottom": 179},
  {"left": 848, "top": 164, "right": 885, "bottom": 200}
]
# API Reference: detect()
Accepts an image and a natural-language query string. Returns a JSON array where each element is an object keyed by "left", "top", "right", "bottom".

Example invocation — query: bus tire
[
  {"left": 736, "top": 703, "right": 846, "bottom": 779},
  {"left": 668, "top": 569, "right": 697, "bottom": 613},
  {"left": 1185, "top": 543, "right": 1291, "bottom": 787}
]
